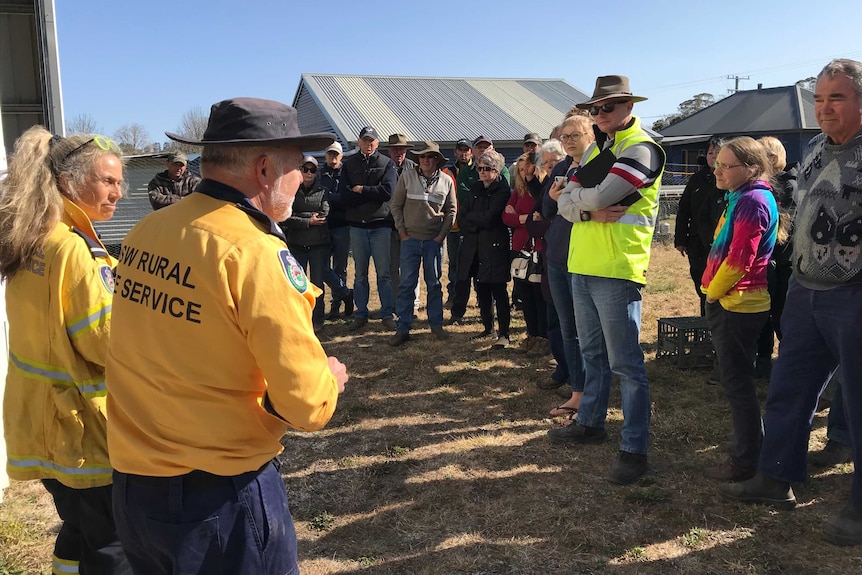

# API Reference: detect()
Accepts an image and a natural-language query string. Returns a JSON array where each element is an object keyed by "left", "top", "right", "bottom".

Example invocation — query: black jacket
[
  {"left": 319, "top": 163, "right": 347, "bottom": 228},
  {"left": 338, "top": 151, "right": 397, "bottom": 228},
  {"left": 457, "top": 176, "right": 512, "bottom": 284},
  {"left": 771, "top": 163, "right": 798, "bottom": 269},
  {"left": 147, "top": 170, "right": 201, "bottom": 211},
  {"left": 675, "top": 165, "right": 721, "bottom": 253},
  {"left": 279, "top": 180, "right": 330, "bottom": 247}
]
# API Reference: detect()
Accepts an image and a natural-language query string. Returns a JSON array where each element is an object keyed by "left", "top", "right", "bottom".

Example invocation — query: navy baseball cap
[
  {"left": 472, "top": 135, "right": 493, "bottom": 146},
  {"left": 358, "top": 126, "right": 381, "bottom": 140},
  {"left": 455, "top": 138, "right": 471, "bottom": 149}
]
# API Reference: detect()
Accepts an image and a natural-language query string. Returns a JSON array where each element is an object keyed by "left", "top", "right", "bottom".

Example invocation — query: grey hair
[
  {"left": 477, "top": 150, "right": 504, "bottom": 172},
  {"left": 540, "top": 139, "right": 565, "bottom": 158},
  {"left": 817, "top": 58, "right": 862, "bottom": 101},
  {"left": 200, "top": 145, "right": 300, "bottom": 178}
]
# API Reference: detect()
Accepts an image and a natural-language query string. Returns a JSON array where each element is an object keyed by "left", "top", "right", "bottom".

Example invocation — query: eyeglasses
[
  {"left": 300, "top": 165, "right": 318, "bottom": 174},
  {"left": 60, "top": 135, "right": 121, "bottom": 163},
  {"left": 476, "top": 166, "right": 496, "bottom": 172},
  {"left": 559, "top": 133, "right": 586, "bottom": 142},
  {"left": 588, "top": 100, "right": 629, "bottom": 116},
  {"left": 713, "top": 162, "right": 746, "bottom": 171},
  {"left": 418, "top": 154, "right": 439, "bottom": 160}
]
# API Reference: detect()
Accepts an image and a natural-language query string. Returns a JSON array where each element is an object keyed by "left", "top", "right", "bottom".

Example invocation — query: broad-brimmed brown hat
[
  {"left": 575, "top": 75, "right": 647, "bottom": 109},
  {"left": 383, "top": 133, "right": 413, "bottom": 148},
  {"left": 411, "top": 141, "right": 449, "bottom": 168},
  {"left": 165, "top": 97, "right": 335, "bottom": 150}
]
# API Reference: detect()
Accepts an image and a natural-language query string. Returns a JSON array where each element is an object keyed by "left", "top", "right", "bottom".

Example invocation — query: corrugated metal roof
[
  {"left": 659, "top": 85, "right": 818, "bottom": 137},
  {"left": 294, "top": 74, "right": 591, "bottom": 146}
]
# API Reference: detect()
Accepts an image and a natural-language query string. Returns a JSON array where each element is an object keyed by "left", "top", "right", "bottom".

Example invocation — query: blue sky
[{"left": 56, "top": 0, "right": 862, "bottom": 144}]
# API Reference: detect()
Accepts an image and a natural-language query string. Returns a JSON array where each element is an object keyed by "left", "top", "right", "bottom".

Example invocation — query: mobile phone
[{"left": 554, "top": 176, "right": 567, "bottom": 186}]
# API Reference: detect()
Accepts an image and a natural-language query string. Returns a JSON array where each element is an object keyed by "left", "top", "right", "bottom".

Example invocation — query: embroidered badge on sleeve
[
  {"left": 100, "top": 266, "right": 116, "bottom": 294},
  {"left": 278, "top": 249, "right": 308, "bottom": 293}
]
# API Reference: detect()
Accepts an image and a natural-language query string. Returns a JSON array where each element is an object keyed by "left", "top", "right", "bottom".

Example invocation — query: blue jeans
[
  {"left": 291, "top": 244, "right": 329, "bottom": 326},
  {"left": 760, "top": 280, "right": 862, "bottom": 510},
  {"left": 395, "top": 237, "right": 444, "bottom": 332},
  {"left": 112, "top": 462, "right": 298, "bottom": 575},
  {"left": 571, "top": 273, "right": 650, "bottom": 455},
  {"left": 350, "top": 227, "right": 393, "bottom": 320},
  {"left": 323, "top": 225, "right": 350, "bottom": 303},
  {"left": 546, "top": 263, "right": 585, "bottom": 392}
]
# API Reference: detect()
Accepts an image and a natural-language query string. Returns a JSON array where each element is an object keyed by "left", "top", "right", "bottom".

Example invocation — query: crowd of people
[{"left": 1, "top": 59, "right": 861, "bottom": 574}]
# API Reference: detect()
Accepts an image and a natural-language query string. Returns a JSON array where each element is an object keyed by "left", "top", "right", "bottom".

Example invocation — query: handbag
[{"left": 510, "top": 240, "right": 542, "bottom": 284}]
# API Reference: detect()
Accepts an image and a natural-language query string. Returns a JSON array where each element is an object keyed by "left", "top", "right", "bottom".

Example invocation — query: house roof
[
  {"left": 292, "top": 74, "right": 591, "bottom": 146},
  {"left": 659, "top": 85, "right": 818, "bottom": 137}
]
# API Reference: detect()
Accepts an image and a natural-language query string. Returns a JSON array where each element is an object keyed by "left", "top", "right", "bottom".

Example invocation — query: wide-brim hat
[
  {"left": 575, "top": 75, "right": 647, "bottom": 109},
  {"left": 383, "top": 133, "right": 413, "bottom": 148},
  {"left": 410, "top": 141, "right": 449, "bottom": 167},
  {"left": 165, "top": 97, "right": 335, "bottom": 150}
]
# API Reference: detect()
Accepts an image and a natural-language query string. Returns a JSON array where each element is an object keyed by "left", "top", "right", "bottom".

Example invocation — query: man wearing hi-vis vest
[{"left": 549, "top": 75, "right": 666, "bottom": 486}]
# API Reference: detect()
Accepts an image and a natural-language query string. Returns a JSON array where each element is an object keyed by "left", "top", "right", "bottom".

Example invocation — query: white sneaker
[{"left": 492, "top": 336, "right": 509, "bottom": 349}]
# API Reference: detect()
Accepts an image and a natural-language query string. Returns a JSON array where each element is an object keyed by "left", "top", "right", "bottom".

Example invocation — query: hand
[
  {"left": 504, "top": 205, "right": 516, "bottom": 214},
  {"left": 327, "top": 356, "right": 348, "bottom": 393},
  {"left": 433, "top": 235, "right": 445, "bottom": 244},
  {"left": 706, "top": 297, "right": 717, "bottom": 304},
  {"left": 532, "top": 212, "right": 543, "bottom": 221},
  {"left": 549, "top": 181, "right": 564, "bottom": 201},
  {"left": 591, "top": 205, "right": 627, "bottom": 223},
  {"left": 400, "top": 232, "right": 409, "bottom": 241},
  {"left": 675, "top": 246, "right": 687, "bottom": 257},
  {"left": 309, "top": 214, "right": 326, "bottom": 225},
  {"left": 518, "top": 214, "right": 528, "bottom": 224},
  {"left": 352, "top": 185, "right": 363, "bottom": 194}
]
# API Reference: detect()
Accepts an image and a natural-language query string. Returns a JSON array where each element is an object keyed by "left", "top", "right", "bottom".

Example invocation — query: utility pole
[{"left": 727, "top": 75, "right": 750, "bottom": 95}]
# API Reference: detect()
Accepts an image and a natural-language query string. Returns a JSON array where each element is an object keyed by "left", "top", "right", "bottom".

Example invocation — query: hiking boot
[
  {"left": 536, "top": 376, "right": 565, "bottom": 391},
  {"left": 389, "top": 331, "right": 410, "bottom": 347},
  {"left": 718, "top": 472, "right": 796, "bottom": 510},
  {"left": 755, "top": 356, "right": 772, "bottom": 380},
  {"left": 526, "top": 337, "right": 551, "bottom": 357},
  {"left": 341, "top": 290, "right": 355, "bottom": 317},
  {"left": 325, "top": 302, "right": 342, "bottom": 320},
  {"left": 516, "top": 336, "right": 536, "bottom": 354},
  {"left": 469, "top": 330, "right": 495, "bottom": 342},
  {"left": 809, "top": 440, "right": 854, "bottom": 468},
  {"left": 608, "top": 451, "right": 649, "bottom": 485},
  {"left": 492, "top": 335, "right": 510, "bottom": 349},
  {"left": 347, "top": 317, "right": 368, "bottom": 332},
  {"left": 823, "top": 505, "right": 862, "bottom": 546},
  {"left": 704, "top": 458, "right": 756, "bottom": 482},
  {"left": 547, "top": 421, "right": 608, "bottom": 445},
  {"left": 431, "top": 327, "right": 449, "bottom": 340},
  {"left": 446, "top": 316, "right": 465, "bottom": 326},
  {"left": 381, "top": 317, "right": 397, "bottom": 331},
  {"left": 444, "top": 297, "right": 453, "bottom": 310}
]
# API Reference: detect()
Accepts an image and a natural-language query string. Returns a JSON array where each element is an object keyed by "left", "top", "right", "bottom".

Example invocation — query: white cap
[{"left": 325, "top": 141, "right": 343, "bottom": 154}]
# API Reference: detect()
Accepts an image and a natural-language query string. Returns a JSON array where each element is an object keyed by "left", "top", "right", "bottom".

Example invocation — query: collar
[
  {"left": 195, "top": 178, "right": 286, "bottom": 243},
  {"left": 61, "top": 197, "right": 102, "bottom": 243}
]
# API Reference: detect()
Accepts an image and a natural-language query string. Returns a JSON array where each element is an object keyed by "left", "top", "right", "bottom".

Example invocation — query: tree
[
  {"left": 170, "top": 106, "right": 208, "bottom": 152},
  {"left": 66, "top": 113, "right": 101, "bottom": 135},
  {"left": 114, "top": 123, "right": 152, "bottom": 154},
  {"left": 652, "top": 92, "right": 716, "bottom": 132}
]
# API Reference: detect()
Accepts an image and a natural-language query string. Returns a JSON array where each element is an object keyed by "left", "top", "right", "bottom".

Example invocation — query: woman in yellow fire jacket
[{"left": 0, "top": 126, "right": 130, "bottom": 574}]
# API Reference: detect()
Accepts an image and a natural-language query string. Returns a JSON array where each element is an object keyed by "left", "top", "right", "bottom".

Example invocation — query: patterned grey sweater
[{"left": 793, "top": 129, "right": 862, "bottom": 289}]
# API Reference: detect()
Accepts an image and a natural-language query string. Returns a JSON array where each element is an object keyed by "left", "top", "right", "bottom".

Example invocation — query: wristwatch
[{"left": 579, "top": 210, "right": 591, "bottom": 222}]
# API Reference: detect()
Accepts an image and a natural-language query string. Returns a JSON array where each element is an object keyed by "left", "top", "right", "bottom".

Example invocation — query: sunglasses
[
  {"left": 588, "top": 100, "right": 629, "bottom": 116},
  {"left": 60, "top": 135, "right": 121, "bottom": 163},
  {"left": 476, "top": 166, "right": 496, "bottom": 172},
  {"left": 300, "top": 165, "right": 318, "bottom": 174}
]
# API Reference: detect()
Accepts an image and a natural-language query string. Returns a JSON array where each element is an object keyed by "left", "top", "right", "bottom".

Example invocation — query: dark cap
[
  {"left": 472, "top": 135, "right": 493, "bottom": 146},
  {"left": 358, "top": 126, "right": 381, "bottom": 141},
  {"left": 523, "top": 133, "right": 542, "bottom": 145},
  {"left": 165, "top": 97, "right": 335, "bottom": 150},
  {"left": 455, "top": 138, "right": 471, "bottom": 149},
  {"left": 302, "top": 155, "right": 318, "bottom": 167},
  {"left": 166, "top": 151, "right": 188, "bottom": 165}
]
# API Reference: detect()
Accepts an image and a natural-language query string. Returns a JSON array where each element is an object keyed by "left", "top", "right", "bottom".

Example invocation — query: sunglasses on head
[
  {"left": 60, "top": 135, "right": 121, "bottom": 163},
  {"left": 588, "top": 100, "right": 629, "bottom": 116},
  {"left": 300, "top": 165, "right": 317, "bottom": 174},
  {"left": 476, "top": 165, "right": 496, "bottom": 172}
]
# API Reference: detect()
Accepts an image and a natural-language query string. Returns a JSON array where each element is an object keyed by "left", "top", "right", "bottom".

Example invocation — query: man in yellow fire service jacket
[{"left": 106, "top": 98, "right": 348, "bottom": 575}]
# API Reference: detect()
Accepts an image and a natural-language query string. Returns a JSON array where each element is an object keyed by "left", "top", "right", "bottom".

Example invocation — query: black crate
[{"left": 656, "top": 316, "right": 713, "bottom": 368}]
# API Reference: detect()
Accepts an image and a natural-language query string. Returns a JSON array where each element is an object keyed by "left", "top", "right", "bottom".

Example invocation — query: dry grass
[{"left": 2, "top": 244, "right": 861, "bottom": 574}]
